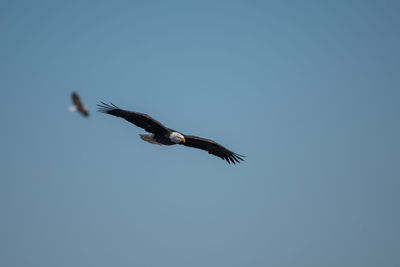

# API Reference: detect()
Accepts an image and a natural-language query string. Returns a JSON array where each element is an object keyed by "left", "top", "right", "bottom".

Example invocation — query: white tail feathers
[
  {"left": 139, "top": 134, "right": 162, "bottom": 145},
  {"left": 68, "top": 105, "right": 77, "bottom": 112}
]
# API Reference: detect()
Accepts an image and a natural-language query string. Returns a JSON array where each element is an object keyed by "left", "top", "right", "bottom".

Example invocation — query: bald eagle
[
  {"left": 97, "top": 102, "right": 244, "bottom": 164},
  {"left": 69, "top": 92, "right": 89, "bottom": 117}
]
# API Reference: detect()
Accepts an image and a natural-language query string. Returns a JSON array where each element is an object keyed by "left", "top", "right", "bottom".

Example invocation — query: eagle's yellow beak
[{"left": 181, "top": 137, "right": 186, "bottom": 143}]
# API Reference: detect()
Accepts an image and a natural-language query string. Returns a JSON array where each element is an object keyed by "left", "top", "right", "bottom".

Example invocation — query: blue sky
[{"left": 1, "top": 1, "right": 399, "bottom": 266}]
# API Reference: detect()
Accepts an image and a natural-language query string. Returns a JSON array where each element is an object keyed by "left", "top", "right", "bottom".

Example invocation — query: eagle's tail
[
  {"left": 68, "top": 105, "right": 77, "bottom": 112},
  {"left": 139, "top": 134, "right": 162, "bottom": 145}
]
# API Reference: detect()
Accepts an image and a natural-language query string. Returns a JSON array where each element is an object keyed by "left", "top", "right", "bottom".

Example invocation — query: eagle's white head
[{"left": 169, "top": 132, "right": 186, "bottom": 144}]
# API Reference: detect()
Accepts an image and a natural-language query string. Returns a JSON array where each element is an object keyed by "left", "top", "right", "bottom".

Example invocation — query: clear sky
[{"left": 1, "top": 1, "right": 399, "bottom": 266}]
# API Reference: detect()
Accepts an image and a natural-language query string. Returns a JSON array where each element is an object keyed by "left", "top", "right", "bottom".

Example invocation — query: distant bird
[
  {"left": 97, "top": 102, "right": 245, "bottom": 164},
  {"left": 69, "top": 92, "right": 89, "bottom": 117}
]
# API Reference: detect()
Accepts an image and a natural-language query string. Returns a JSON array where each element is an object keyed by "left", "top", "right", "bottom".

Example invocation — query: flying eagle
[
  {"left": 69, "top": 92, "right": 89, "bottom": 117},
  {"left": 97, "top": 102, "right": 244, "bottom": 164}
]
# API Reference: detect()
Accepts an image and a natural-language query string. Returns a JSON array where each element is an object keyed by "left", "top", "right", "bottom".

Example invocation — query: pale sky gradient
[{"left": 1, "top": 1, "right": 400, "bottom": 266}]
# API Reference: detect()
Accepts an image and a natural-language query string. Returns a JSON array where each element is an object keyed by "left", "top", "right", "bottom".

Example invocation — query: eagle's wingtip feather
[{"left": 97, "top": 102, "right": 118, "bottom": 114}]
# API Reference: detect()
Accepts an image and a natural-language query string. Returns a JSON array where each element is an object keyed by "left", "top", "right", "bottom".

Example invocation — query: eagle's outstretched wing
[
  {"left": 97, "top": 102, "right": 169, "bottom": 134},
  {"left": 182, "top": 135, "right": 245, "bottom": 164}
]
